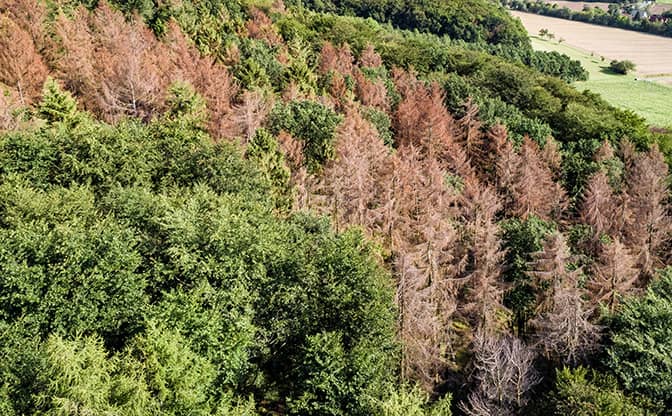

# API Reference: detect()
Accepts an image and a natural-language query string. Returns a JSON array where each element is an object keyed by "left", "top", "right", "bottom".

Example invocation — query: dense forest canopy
[{"left": 1, "top": 0, "right": 672, "bottom": 414}]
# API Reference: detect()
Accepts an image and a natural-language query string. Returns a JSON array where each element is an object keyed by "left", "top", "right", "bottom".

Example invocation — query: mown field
[{"left": 515, "top": 12, "right": 672, "bottom": 126}]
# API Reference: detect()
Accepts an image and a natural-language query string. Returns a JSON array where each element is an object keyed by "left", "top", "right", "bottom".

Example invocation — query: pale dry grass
[{"left": 512, "top": 11, "right": 672, "bottom": 76}]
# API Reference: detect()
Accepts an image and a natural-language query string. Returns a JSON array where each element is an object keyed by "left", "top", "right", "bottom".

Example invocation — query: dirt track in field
[{"left": 512, "top": 11, "right": 672, "bottom": 76}]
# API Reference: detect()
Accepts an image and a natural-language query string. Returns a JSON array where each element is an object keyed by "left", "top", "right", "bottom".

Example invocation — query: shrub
[{"left": 609, "top": 60, "right": 636, "bottom": 75}]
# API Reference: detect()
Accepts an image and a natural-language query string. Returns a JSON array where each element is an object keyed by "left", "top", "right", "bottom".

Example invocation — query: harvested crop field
[{"left": 512, "top": 11, "right": 672, "bottom": 78}]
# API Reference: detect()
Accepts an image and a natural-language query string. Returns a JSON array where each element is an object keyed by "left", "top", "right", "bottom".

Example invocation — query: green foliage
[
  {"left": 246, "top": 128, "right": 292, "bottom": 209},
  {"left": 361, "top": 106, "right": 394, "bottom": 147},
  {"left": 549, "top": 367, "right": 644, "bottom": 416},
  {"left": 255, "top": 221, "right": 399, "bottom": 415},
  {"left": 234, "top": 39, "right": 284, "bottom": 90},
  {"left": 164, "top": 82, "right": 208, "bottom": 131},
  {"left": 609, "top": 59, "right": 637, "bottom": 75},
  {"left": 269, "top": 100, "right": 342, "bottom": 171},
  {"left": 501, "top": 216, "right": 557, "bottom": 334},
  {"left": 282, "top": 9, "right": 656, "bottom": 164},
  {"left": 32, "top": 326, "right": 253, "bottom": 415},
  {"left": 376, "top": 386, "right": 451, "bottom": 416},
  {"left": 37, "top": 78, "right": 79, "bottom": 126},
  {"left": 0, "top": 183, "right": 147, "bottom": 340},
  {"left": 0, "top": 108, "right": 399, "bottom": 413},
  {"left": 287, "top": 0, "right": 529, "bottom": 47},
  {"left": 605, "top": 267, "right": 672, "bottom": 409}
]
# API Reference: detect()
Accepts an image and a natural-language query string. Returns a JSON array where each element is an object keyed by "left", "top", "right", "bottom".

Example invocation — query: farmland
[
  {"left": 540, "top": 1, "right": 672, "bottom": 13},
  {"left": 514, "top": 11, "right": 672, "bottom": 126}
]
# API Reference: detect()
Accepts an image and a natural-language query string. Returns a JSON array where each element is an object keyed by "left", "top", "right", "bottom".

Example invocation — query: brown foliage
[
  {"left": 50, "top": 7, "right": 96, "bottom": 100},
  {"left": 541, "top": 138, "right": 562, "bottom": 176},
  {"left": 246, "top": 7, "right": 283, "bottom": 47},
  {"left": 589, "top": 238, "right": 639, "bottom": 313},
  {"left": 455, "top": 99, "right": 487, "bottom": 171},
  {"left": 92, "top": 4, "right": 170, "bottom": 121},
  {"left": 0, "top": 13, "right": 48, "bottom": 104},
  {"left": 49, "top": 4, "right": 169, "bottom": 121},
  {"left": 327, "top": 72, "right": 352, "bottom": 111},
  {"left": 224, "top": 90, "right": 273, "bottom": 142},
  {"left": 308, "top": 108, "right": 467, "bottom": 389},
  {"left": 311, "top": 108, "right": 390, "bottom": 230},
  {"left": 489, "top": 124, "right": 518, "bottom": 193},
  {"left": 527, "top": 232, "right": 573, "bottom": 313},
  {"left": 595, "top": 139, "right": 616, "bottom": 163},
  {"left": 319, "top": 42, "right": 354, "bottom": 76},
  {"left": 394, "top": 77, "right": 463, "bottom": 172},
  {"left": 527, "top": 233, "right": 600, "bottom": 363},
  {"left": 165, "top": 21, "right": 238, "bottom": 137},
  {"left": 0, "top": 0, "right": 48, "bottom": 51},
  {"left": 359, "top": 43, "right": 383, "bottom": 68},
  {"left": 277, "top": 131, "right": 309, "bottom": 209},
  {"left": 509, "top": 137, "right": 566, "bottom": 220},
  {"left": 0, "top": 86, "right": 21, "bottom": 130},
  {"left": 353, "top": 68, "right": 389, "bottom": 111},
  {"left": 532, "top": 283, "right": 600, "bottom": 365},
  {"left": 623, "top": 145, "right": 671, "bottom": 279},
  {"left": 270, "top": 0, "right": 287, "bottom": 14},
  {"left": 460, "top": 179, "right": 506, "bottom": 331},
  {"left": 581, "top": 170, "right": 617, "bottom": 241}
]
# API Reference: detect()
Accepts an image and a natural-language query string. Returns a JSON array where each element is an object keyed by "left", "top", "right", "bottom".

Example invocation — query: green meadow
[{"left": 531, "top": 36, "right": 672, "bottom": 127}]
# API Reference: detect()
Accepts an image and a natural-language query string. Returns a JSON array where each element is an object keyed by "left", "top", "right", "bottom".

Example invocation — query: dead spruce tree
[
  {"left": 461, "top": 332, "right": 540, "bottom": 416},
  {"left": 589, "top": 237, "right": 639, "bottom": 313},
  {"left": 528, "top": 233, "right": 600, "bottom": 364},
  {"left": 623, "top": 145, "right": 671, "bottom": 280}
]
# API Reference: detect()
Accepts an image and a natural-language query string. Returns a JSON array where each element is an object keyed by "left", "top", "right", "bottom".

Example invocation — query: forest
[{"left": 1, "top": 0, "right": 672, "bottom": 414}]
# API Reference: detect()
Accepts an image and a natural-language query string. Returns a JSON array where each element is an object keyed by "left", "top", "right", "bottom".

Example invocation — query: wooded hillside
[{"left": 1, "top": 0, "right": 672, "bottom": 414}]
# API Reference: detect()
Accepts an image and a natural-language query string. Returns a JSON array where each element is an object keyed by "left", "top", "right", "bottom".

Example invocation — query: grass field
[
  {"left": 513, "top": 11, "right": 672, "bottom": 126},
  {"left": 531, "top": 36, "right": 672, "bottom": 127}
]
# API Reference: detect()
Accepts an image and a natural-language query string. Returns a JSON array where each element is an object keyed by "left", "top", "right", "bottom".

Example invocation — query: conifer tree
[
  {"left": 532, "top": 282, "right": 600, "bottom": 365},
  {"left": 1, "top": 0, "right": 48, "bottom": 51},
  {"left": 163, "top": 81, "right": 208, "bottom": 130},
  {"left": 247, "top": 128, "right": 292, "bottom": 209},
  {"left": 589, "top": 238, "right": 639, "bottom": 313},
  {"left": 353, "top": 68, "right": 389, "bottom": 111},
  {"left": 510, "top": 137, "right": 565, "bottom": 220},
  {"left": 359, "top": 43, "right": 383, "bottom": 68},
  {"left": 461, "top": 332, "right": 540, "bottom": 416},
  {"left": 50, "top": 7, "right": 96, "bottom": 102},
  {"left": 527, "top": 232, "right": 572, "bottom": 313},
  {"left": 541, "top": 138, "right": 562, "bottom": 177},
  {"left": 460, "top": 179, "right": 506, "bottom": 331},
  {"left": 226, "top": 90, "right": 273, "bottom": 142},
  {"left": 246, "top": 7, "right": 283, "bottom": 47},
  {"left": 489, "top": 124, "right": 518, "bottom": 198},
  {"left": 319, "top": 42, "right": 354, "bottom": 76},
  {"left": 311, "top": 108, "right": 390, "bottom": 230},
  {"left": 623, "top": 145, "right": 671, "bottom": 279},
  {"left": 0, "top": 13, "right": 48, "bottom": 104},
  {"left": 91, "top": 4, "right": 169, "bottom": 121},
  {"left": 38, "top": 78, "right": 79, "bottom": 125},
  {"left": 391, "top": 147, "right": 463, "bottom": 391},
  {"left": 581, "top": 170, "right": 616, "bottom": 242},
  {"left": 165, "top": 21, "right": 238, "bottom": 138},
  {"left": 528, "top": 233, "right": 600, "bottom": 364},
  {"left": 455, "top": 99, "right": 487, "bottom": 171}
]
